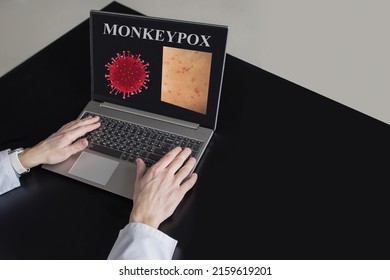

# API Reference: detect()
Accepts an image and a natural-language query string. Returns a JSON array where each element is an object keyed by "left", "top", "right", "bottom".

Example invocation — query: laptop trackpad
[{"left": 69, "top": 152, "right": 119, "bottom": 185}]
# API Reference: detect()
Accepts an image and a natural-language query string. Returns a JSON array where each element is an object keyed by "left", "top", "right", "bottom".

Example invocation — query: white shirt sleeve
[
  {"left": 107, "top": 222, "right": 178, "bottom": 260},
  {"left": 0, "top": 149, "right": 21, "bottom": 195}
]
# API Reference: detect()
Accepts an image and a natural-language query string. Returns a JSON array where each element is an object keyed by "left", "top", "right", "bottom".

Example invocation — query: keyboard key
[
  {"left": 147, "top": 153, "right": 162, "bottom": 162},
  {"left": 82, "top": 112, "right": 203, "bottom": 167},
  {"left": 89, "top": 144, "right": 122, "bottom": 158}
]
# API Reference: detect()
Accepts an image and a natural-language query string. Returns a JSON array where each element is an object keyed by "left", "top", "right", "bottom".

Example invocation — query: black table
[{"left": 1, "top": 1, "right": 390, "bottom": 260}]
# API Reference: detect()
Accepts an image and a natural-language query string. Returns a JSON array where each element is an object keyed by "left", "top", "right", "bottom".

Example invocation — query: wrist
[
  {"left": 9, "top": 148, "right": 31, "bottom": 175},
  {"left": 129, "top": 212, "right": 160, "bottom": 229},
  {"left": 18, "top": 148, "right": 39, "bottom": 170}
]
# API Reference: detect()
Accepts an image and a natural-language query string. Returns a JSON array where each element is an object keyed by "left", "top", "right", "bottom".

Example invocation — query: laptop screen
[{"left": 90, "top": 10, "right": 228, "bottom": 130}]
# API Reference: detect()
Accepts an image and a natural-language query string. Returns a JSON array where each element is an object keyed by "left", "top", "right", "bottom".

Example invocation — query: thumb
[
  {"left": 67, "top": 138, "right": 89, "bottom": 155},
  {"left": 135, "top": 157, "right": 147, "bottom": 179}
]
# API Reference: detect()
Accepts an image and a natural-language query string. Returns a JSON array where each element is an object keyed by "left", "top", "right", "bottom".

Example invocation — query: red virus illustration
[{"left": 105, "top": 51, "right": 150, "bottom": 99}]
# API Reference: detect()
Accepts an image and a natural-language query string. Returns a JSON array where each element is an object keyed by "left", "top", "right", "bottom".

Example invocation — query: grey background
[{"left": 1, "top": 0, "right": 389, "bottom": 125}]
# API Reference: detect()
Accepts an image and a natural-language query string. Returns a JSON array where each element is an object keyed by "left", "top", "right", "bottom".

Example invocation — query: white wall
[{"left": 0, "top": 0, "right": 389, "bottom": 125}]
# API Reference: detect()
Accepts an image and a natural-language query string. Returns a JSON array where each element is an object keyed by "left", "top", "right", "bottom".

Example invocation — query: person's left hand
[{"left": 18, "top": 116, "right": 101, "bottom": 169}]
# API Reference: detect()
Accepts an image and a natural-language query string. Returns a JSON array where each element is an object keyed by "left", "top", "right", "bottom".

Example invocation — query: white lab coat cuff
[
  {"left": 0, "top": 149, "right": 21, "bottom": 195},
  {"left": 107, "top": 222, "right": 178, "bottom": 260}
]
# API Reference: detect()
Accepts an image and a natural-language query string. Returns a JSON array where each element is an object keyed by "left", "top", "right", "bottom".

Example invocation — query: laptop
[{"left": 43, "top": 10, "right": 228, "bottom": 199}]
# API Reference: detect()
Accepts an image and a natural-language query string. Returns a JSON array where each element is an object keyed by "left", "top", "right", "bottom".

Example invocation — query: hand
[
  {"left": 130, "top": 147, "right": 198, "bottom": 228},
  {"left": 18, "top": 116, "right": 101, "bottom": 169}
]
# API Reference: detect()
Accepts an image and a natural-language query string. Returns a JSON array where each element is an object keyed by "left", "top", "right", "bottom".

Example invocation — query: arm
[
  {"left": 108, "top": 147, "right": 197, "bottom": 259},
  {"left": 0, "top": 116, "right": 100, "bottom": 195},
  {"left": 0, "top": 149, "right": 21, "bottom": 195},
  {"left": 107, "top": 223, "right": 177, "bottom": 260}
]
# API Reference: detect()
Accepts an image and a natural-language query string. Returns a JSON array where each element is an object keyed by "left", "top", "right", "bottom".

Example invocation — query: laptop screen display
[{"left": 90, "top": 11, "right": 228, "bottom": 129}]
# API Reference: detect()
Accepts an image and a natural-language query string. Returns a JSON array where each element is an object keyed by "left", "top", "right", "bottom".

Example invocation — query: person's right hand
[{"left": 130, "top": 147, "right": 197, "bottom": 228}]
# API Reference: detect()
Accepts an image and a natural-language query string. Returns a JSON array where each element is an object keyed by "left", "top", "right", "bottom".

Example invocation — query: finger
[
  {"left": 68, "top": 116, "right": 100, "bottom": 132},
  {"left": 179, "top": 172, "right": 197, "bottom": 194},
  {"left": 166, "top": 147, "right": 192, "bottom": 172},
  {"left": 61, "top": 121, "right": 101, "bottom": 143},
  {"left": 135, "top": 157, "right": 147, "bottom": 179},
  {"left": 63, "top": 138, "right": 89, "bottom": 156},
  {"left": 152, "top": 146, "right": 183, "bottom": 170},
  {"left": 57, "top": 116, "right": 100, "bottom": 134},
  {"left": 174, "top": 156, "right": 197, "bottom": 182},
  {"left": 50, "top": 120, "right": 79, "bottom": 136}
]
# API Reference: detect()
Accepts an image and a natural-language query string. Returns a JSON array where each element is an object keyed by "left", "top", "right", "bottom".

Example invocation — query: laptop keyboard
[{"left": 81, "top": 112, "right": 203, "bottom": 167}]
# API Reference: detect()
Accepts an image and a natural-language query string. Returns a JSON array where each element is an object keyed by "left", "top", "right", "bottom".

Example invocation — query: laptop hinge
[{"left": 100, "top": 102, "right": 200, "bottom": 129}]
